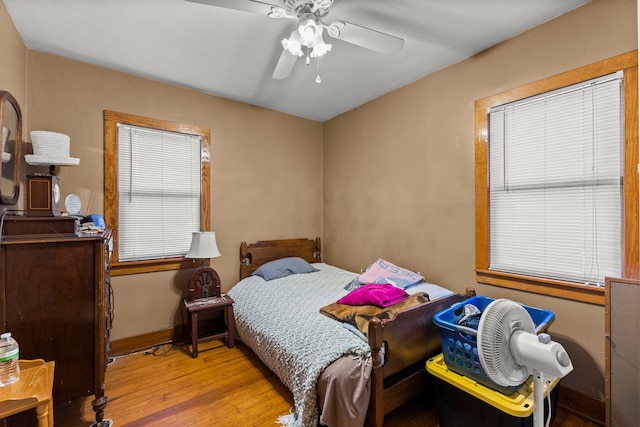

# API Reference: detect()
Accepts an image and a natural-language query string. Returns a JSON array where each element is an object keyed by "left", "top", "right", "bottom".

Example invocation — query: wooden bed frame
[{"left": 239, "top": 237, "right": 474, "bottom": 427}]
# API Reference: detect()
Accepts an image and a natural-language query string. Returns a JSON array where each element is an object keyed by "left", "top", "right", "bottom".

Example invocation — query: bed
[{"left": 228, "top": 237, "right": 474, "bottom": 427}]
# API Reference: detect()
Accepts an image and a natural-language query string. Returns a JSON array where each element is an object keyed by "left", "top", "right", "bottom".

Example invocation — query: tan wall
[
  {"left": 0, "top": 2, "right": 26, "bottom": 213},
  {"left": 0, "top": 4, "right": 26, "bottom": 110},
  {"left": 24, "top": 52, "right": 323, "bottom": 341},
  {"left": 323, "top": 0, "right": 637, "bottom": 400}
]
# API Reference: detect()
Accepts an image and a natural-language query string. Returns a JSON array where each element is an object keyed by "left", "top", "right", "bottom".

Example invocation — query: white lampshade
[{"left": 185, "top": 231, "right": 221, "bottom": 259}]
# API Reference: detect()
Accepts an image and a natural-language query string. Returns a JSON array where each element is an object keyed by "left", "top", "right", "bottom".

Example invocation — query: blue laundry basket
[{"left": 433, "top": 295, "right": 555, "bottom": 394}]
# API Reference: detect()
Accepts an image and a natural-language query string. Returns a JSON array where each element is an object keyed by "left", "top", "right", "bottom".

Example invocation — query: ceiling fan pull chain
[{"left": 316, "top": 57, "right": 322, "bottom": 84}]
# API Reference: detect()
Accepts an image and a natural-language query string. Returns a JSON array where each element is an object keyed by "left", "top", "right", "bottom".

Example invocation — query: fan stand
[{"left": 532, "top": 370, "right": 545, "bottom": 427}]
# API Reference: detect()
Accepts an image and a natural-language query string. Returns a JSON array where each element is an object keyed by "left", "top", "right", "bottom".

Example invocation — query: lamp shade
[{"left": 185, "top": 231, "right": 221, "bottom": 259}]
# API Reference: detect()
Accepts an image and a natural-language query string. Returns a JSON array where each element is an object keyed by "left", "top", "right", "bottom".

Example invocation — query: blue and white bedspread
[{"left": 227, "top": 263, "right": 371, "bottom": 427}]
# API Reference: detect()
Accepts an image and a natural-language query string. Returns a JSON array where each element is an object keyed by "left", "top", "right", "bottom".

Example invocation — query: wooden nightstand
[{"left": 184, "top": 295, "right": 235, "bottom": 358}]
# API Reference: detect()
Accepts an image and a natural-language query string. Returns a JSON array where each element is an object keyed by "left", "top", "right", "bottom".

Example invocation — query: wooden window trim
[
  {"left": 104, "top": 110, "right": 211, "bottom": 276},
  {"left": 475, "top": 50, "right": 639, "bottom": 306}
]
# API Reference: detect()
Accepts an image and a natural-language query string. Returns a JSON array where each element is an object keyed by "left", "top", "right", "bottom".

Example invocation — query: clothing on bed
[
  {"left": 320, "top": 292, "right": 431, "bottom": 338},
  {"left": 227, "top": 263, "right": 372, "bottom": 427},
  {"left": 337, "top": 283, "right": 409, "bottom": 307}
]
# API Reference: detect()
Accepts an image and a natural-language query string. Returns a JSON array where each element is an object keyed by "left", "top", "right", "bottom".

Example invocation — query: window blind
[
  {"left": 117, "top": 124, "right": 202, "bottom": 262},
  {"left": 488, "top": 71, "right": 623, "bottom": 284}
]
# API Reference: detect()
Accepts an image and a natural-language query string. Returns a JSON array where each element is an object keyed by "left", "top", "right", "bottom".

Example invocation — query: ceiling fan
[{"left": 186, "top": 0, "right": 404, "bottom": 80}]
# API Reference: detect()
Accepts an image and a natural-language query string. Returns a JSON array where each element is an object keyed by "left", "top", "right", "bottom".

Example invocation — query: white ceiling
[{"left": 3, "top": 0, "right": 590, "bottom": 122}]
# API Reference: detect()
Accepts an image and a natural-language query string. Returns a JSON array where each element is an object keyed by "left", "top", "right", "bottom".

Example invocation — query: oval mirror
[{"left": 0, "top": 90, "right": 22, "bottom": 205}]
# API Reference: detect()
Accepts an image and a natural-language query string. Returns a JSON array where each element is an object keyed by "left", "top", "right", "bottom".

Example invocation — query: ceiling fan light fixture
[
  {"left": 283, "top": 16, "right": 331, "bottom": 59},
  {"left": 298, "top": 16, "right": 318, "bottom": 45},
  {"left": 310, "top": 38, "right": 331, "bottom": 57},
  {"left": 282, "top": 30, "right": 303, "bottom": 56}
]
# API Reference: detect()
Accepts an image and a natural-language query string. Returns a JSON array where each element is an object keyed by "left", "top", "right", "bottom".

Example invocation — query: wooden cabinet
[
  {"left": 605, "top": 277, "right": 640, "bottom": 427},
  {"left": 0, "top": 216, "right": 111, "bottom": 425}
]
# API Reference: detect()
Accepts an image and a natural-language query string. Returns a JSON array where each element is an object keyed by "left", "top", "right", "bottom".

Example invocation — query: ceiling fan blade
[
  {"left": 326, "top": 20, "right": 404, "bottom": 54},
  {"left": 272, "top": 49, "right": 299, "bottom": 79},
  {"left": 185, "top": 0, "right": 287, "bottom": 18}
]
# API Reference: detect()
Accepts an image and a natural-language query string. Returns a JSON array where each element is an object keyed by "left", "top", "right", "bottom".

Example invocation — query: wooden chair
[
  {"left": 0, "top": 359, "right": 54, "bottom": 427},
  {"left": 184, "top": 267, "right": 235, "bottom": 358}
]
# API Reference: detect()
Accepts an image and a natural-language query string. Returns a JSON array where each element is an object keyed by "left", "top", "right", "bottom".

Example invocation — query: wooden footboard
[{"left": 366, "top": 288, "right": 476, "bottom": 427}]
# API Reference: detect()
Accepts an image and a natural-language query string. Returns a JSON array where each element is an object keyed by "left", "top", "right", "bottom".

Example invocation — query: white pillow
[{"left": 358, "top": 258, "right": 424, "bottom": 289}]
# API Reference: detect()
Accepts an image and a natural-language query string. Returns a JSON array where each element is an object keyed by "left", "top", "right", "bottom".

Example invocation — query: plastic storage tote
[
  {"left": 426, "top": 353, "right": 559, "bottom": 427},
  {"left": 433, "top": 295, "right": 554, "bottom": 394}
]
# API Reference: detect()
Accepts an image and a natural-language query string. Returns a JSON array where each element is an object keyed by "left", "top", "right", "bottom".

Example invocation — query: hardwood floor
[{"left": 52, "top": 340, "right": 600, "bottom": 427}]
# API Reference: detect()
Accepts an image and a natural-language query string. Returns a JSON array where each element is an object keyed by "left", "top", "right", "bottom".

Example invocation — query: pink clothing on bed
[{"left": 337, "top": 283, "right": 409, "bottom": 307}]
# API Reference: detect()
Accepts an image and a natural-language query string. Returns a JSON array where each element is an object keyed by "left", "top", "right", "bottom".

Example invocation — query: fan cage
[{"left": 477, "top": 299, "right": 535, "bottom": 387}]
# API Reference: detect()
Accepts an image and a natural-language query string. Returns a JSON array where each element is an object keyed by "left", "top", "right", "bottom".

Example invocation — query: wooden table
[
  {"left": 184, "top": 295, "right": 235, "bottom": 358},
  {"left": 0, "top": 360, "right": 55, "bottom": 427}
]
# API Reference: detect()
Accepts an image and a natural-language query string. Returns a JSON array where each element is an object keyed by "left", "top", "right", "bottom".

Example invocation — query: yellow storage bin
[{"left": 426, "top": 353, "right": 560, "bottom": 426}]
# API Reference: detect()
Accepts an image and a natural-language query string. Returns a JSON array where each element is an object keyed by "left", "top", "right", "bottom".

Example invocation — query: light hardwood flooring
[{"left": 52, "top": 340, "right": 600, "bottom": 427}]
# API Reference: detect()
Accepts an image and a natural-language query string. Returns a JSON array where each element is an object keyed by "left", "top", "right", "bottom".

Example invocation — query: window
[
  {"left": 475, "top": 51, "right": 638, "bottom": 304},
  {"left": 104, "top": 111, "right": 211, "bottom": 275},
  {"left": 489, "top": 72, "right": 623, "bottom": 283}
]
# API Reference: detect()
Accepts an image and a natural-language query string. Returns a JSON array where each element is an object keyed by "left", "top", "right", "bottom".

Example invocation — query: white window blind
[
  {"left": 117, "top": 124, "right": 202, "bottom": 262},
  {"left": 488, "top": 71, "right": 623, "bottom": 284}
]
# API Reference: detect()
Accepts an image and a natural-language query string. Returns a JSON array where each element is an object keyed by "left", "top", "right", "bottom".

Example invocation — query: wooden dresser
[{"left": 0, "top": 215, "right": 112, "bottom": 425}]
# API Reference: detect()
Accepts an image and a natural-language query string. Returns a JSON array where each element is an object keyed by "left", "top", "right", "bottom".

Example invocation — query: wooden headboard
[{"left": 239, "top": 237, "right": 322, "bottom": 280}]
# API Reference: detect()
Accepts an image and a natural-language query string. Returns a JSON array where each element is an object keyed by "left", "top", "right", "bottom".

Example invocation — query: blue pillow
[{"left": 251, "top": 257, "right": 319, "bottom": 281}]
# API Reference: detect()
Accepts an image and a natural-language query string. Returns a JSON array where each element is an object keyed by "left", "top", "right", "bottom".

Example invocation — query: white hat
[
  {"left": 25, "top": 130, "right": 80, "bottom": 166},
  {"left": 1, "top": 127, "right": 10, "bottom": 163}
]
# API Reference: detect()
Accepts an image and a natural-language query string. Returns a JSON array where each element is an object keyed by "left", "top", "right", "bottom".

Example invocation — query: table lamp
[{"left": 185, "top": 231, "right": 221, "bottom": 300}]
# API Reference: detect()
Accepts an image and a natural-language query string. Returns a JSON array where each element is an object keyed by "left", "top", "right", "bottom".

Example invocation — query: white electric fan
[{"left": 477, "top": 299, "right": 574, "bottom": 427}]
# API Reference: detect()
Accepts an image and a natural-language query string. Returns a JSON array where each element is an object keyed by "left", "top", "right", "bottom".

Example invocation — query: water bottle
[{"left": 0, "top": 332, "right": 19, "bottom": 386}]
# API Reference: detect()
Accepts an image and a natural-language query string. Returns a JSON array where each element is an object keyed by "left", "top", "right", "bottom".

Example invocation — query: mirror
[{"left": 0, "top": 90, "right": 22, "bottom": 205}]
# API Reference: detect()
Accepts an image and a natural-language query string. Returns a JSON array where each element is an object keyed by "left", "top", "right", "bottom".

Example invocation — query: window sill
[
  {"left": 111, "top": 258, "right": 206, "bottom": 276},
  {"left": 475, "top": 269, "right": 605, "bottom": 306}
]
